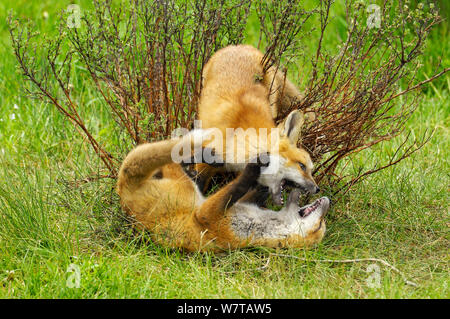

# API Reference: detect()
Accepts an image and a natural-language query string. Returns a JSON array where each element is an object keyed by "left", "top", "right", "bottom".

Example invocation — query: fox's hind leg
[{"left": 117, "top": 129, "right": 211, "bottom": 194}]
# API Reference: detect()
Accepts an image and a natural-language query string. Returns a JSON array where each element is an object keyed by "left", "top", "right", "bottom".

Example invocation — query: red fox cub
[
  {"left": 116, "top": 130, "right": 330, "bottom": 252},
  {"left": 202, "top": 44, "right": 305, "bottom": 120},
  {"left": 197, "top": 45, "right": 319, "bottom": 205}
]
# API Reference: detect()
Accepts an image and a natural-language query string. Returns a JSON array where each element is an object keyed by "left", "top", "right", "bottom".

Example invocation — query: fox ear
[{"left": 279, "top": 110, "right": 304, "bottom": 144}]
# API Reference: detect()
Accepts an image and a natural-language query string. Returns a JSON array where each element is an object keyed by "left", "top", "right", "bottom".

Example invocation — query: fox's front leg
[{"left": 195, "top": 155, "right": 269, "bottom": 229}]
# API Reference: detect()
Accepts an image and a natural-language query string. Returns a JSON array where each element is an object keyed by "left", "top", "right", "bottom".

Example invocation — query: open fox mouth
[
  {"left": 272, "top": 179, "right": 286, "bottom": 206},
  {"left": 284, "top": 179, "right": 303, "bottom": 189},
  {"left": 298, "top": 198, "right": 326, "bottom": 218},
  {"left": 272, "top": 179, "right": 306, "bottom": 206}
]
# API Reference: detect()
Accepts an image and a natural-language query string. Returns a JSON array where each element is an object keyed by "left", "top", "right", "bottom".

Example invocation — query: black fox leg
[
  {"left": 224, "top": 161, "right": 265, "bottom": 206},
  {"left": 195, "top": 160, "right": 268, "bottom": 229},
  {"left": 242, "top": 185, "right": 270, "bottom": 206}
]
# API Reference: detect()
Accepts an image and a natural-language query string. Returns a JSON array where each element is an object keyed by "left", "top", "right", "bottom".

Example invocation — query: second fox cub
[
  {"left": 117, "top": 131, "right": 330, "bottom": 252},
  {"left": 201, "top": 44, "right": 304, "bottom": 120},
  {"left": 197, "top": 45, "right": 318, "bottom": 205}
]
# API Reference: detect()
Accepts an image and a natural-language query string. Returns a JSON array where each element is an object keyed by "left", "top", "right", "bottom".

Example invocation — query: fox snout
[
  {"left": 308, "top": 183, "right": 320, "bottom": 194},
  {"left": 286, "top": 179, "right": 320, "bottom": 194},
  {"left": 307, "top": 181, "right": 320, "bottom": 194}
]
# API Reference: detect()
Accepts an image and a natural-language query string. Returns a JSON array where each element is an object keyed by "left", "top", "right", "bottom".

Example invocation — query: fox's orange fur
[
  {"left": 200, "top": 44, "right": 304, "bottom": 120},
  {"left": 197, "top": 45, "right": 318, "bottom": 200},
  {"left": 116, "top": 133, "right": 329, "bottom": 252}
]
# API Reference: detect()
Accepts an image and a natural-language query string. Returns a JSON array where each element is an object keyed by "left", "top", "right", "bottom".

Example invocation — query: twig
[
  {"left": 384, "top": 68, "right": 450, "bottom": 103},
  {"left": 221, "top": 256, "right": 271, "bottom": 274},
  {"left": 269, "top": 253, "right": 418, "bottom": 287}
]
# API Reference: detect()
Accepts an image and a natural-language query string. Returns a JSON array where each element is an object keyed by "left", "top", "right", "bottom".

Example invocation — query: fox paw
[{"left": 242, "top": 153, "right": 271, "bottom": 183}]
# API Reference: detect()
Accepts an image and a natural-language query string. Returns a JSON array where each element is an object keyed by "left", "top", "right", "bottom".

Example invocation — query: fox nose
[{"left": 314, "top": 186, "right": 320, "bottom": 194}]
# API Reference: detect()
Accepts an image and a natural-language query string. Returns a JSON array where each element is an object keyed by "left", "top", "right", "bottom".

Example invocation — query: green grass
[{"left": 0, "top": 1, "right": 448, "bottom": 298}]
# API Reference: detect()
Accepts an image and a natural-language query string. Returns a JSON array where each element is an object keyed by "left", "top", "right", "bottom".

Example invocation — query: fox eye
[{"left": 299, "top": 163, "right": 306, "bottom": 171}]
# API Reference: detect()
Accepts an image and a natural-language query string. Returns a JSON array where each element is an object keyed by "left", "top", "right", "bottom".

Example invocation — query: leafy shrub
[{"left": 8, "top": 0, "right": 448, "bottom": 196}]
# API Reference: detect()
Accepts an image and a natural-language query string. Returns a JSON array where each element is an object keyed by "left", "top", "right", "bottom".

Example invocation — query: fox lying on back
[{"left": 116, "top": 131, "right": 330, "bottom": 252}]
